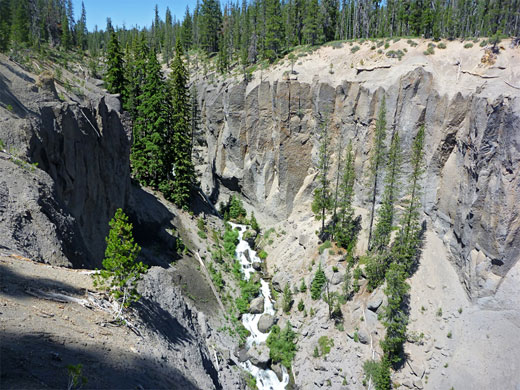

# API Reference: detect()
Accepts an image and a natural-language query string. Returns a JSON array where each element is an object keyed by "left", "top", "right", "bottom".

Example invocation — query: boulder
[
  {"left": 357, "top": 329, "right": 369, "bottom": 344},
  {"left": 247, "top": 344, "right": 270, "bottom": 369},
  {"left": 258, "top": 314, "right": 275, "bottom": 333},
  {"left": 367, "top": 290, "right": 384, "bottom": 312},
  {"left": 249, "top": 296, "right": 264, "bottom": 314},
  {"left": 271, "top": 363, "right": 284, "bottom": 382},
  {"left": 331, "top": 272, "right": 343, "bottom": 285},
  {"left": 243, "top": 229, "right": 257, "bottom": 248},
  {"left": 252, "top": 262, "right": 262, "bottom": 271}
]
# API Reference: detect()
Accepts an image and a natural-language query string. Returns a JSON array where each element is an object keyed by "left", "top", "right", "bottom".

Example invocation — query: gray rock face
[
  {"left": 257, "top": 313, "right": 275, "bottom": 333},
  {"left": 249, "top": 296, "right": 265, "bottom": 314},
  {"left": 138, "top": 267, "right": 236, "bottom": 389},
  {"left": 0, "top": 57, "right": 131, "bottom": 268},
  {"left": 0, "top": 154, "right": 88, "bottom": 266},
  {"left": 195, "top": 68, "right": 520, "bottom": 298}
]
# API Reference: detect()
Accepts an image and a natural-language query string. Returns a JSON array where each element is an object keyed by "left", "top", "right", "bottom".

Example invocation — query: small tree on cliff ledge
[{"left": 93, "top": 208, "right": 148, "bottom": 308}]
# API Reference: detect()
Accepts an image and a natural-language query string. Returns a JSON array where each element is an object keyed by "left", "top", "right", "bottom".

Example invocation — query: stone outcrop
[{"left": 195, "top": 67, "right": 520, "bottom": 299}]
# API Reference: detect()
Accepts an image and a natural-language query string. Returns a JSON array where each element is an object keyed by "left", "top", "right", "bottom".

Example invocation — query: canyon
[{"left": 1, "top": 39, "right": 519, "bottom": 389}]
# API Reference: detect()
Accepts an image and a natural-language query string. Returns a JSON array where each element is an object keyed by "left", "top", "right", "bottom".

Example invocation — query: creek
[{"left": 229, "top": 223, "right": 290, "bottom": 390}]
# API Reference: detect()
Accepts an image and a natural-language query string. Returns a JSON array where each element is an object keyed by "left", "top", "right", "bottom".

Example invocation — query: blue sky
[{"left": 72, "top": 0, "right": 196, "bottom": 31}]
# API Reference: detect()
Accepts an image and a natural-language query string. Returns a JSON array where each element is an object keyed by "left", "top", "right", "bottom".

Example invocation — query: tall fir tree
[
  {"left": 10, "top": 0, "right": 30, "bottom": 46},
  {"left": 380, "top": 262, "right": 409, "bottom": 367},
  {"left": 0, "top": 0, "right": 11, "bottom": 52},
  {"left": 335, "top": 141, "right": 358, "bottom": 254},
  {"left": 393, "top": 125, "right": 425, "bottom": 274},
  {"left": 104, "top": 32, "right": 126, "bottom": 99},
  {"left": 371, "top": 130, "right": 402, "bottom": 253},
  {"left": 168, "top": 40, "right": 196, "bottom": 208},
  {"left": 312, "top": 116, "right": 332, "bottom": 237},
  {"left": 303, "top": 0, "right": 322, "bottom": 45},
  {"left": 132, "top": 48, "right": 169, "bottom": 188},
  {"left": 200, "top": 0, "right": 222, "bottom": 53},
  {"left": 264, "top": 0, "right": 284, "bottom": 61},
  {"left": 367, "top": 96, "right": 387, "bottom": 251},
  {"left": 61, "top": 12, "right": 71, "bottom": 50}
]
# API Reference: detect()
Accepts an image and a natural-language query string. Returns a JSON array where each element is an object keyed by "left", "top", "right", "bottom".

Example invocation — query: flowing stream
[{"left": 229, "top": 223, "right": 290, "bottom": 390}]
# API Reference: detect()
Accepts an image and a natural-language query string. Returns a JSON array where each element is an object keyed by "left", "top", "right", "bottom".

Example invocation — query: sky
[{"left": 71, "top": 0, "right": 196, "bottom": 31}]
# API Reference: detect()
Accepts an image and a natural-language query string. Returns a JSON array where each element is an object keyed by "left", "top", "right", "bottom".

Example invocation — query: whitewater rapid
[{"left": 229, "top": 222, "right": 289, "bottom": 390}]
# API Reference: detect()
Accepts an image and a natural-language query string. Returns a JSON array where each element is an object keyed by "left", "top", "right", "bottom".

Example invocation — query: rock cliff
[
  {"left": 0, "top": 55, "right": 131, "bottom": 268},
  {"left": 195, "top": 45, "right": 520, "bottom": 299}
]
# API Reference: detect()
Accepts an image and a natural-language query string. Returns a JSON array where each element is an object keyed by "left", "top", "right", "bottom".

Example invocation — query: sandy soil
[{"left": 245, "top": 38, "right": 520, "bottom": 100}]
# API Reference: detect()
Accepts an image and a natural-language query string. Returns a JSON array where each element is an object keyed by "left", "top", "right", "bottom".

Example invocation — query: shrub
[
  {"left": 464, "top": 43, "right": 474, "bottom": 49},
  {"left": 363, "top": 359, "right": 391, "bottom": 390},
  {"left": 437, "top": 42, "right": 447, "bottom": 49},
  {"left": 298, "top": 299, "right": 305, "bottom": 311},
  {"left": 258, "top": 249, "right": 268, "bottom": 260},
  {"left": 351, "top": 45, "right": 360, "bottom": 53},
  {"left": 424, "top": 45, "right": 435, "bottom": 55},
  {"left": 319, "top": 240, "right": 332, "bottom": 254},
  {"left": 223, "top": 227, "right": 239, "bottom": 257},
  {"left": 266, "top": 322, "right": 297, "bottom": 368},
  {"left": 93, "top": 209, "right": 148, "bottom": 308},
  {"left": 479, "top": 39, "right": 488, "bottom": 47},
  {"left": 318, "top": 335, "right": 334, "bottom": 356}
]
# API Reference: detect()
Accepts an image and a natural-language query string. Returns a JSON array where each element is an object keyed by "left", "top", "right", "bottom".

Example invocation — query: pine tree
[
  {"left": 367, "top": 96, "right": 388, "bottom": 251},
  {"left": 393, "top": 125, "right": 425, "bottom": 274},
  {"left": 322, "top": 0, "right": 339, "bottom": 42},
  {"left": 200, "top": 0, "right": 222, "bottom": 53},
  {"left": 76, "top": 1, "right": 87, "bottom": 50},
  {"left": 312, "top": 116, "right": 332, "bottom": 237},
  {"left": 310, "top": 263, "right": 327, "bottom": 300},
  {"left": 10, "top": 0, "right": 30, "bottom": 47},
  {"left": 167, "top": 40, "right": 196, "bottom": 208},
  {"left": 282, "top": 283, "right": 293, "bottom": 313},
  {"left": 303, "top": 0, "right": 322, "bottom": 45},
  {"left": 61, "top": 13, "right": 71, "bottom": 50},
  {"left": 335, "top": 141, "right": 358, "bottom": 254},
  {"left": 93, "top": 208, "right": 148, "bottom": 308},
  {"left": 104, "top": 32, "right": 126, "bottom": 98},
  {"left": 264, "top": 0, "right": 284, "bottom": 61},
  {"left": 132, "top": 48, "right": 169, "bottom": 188},
  {"left": 0, "top": 0, "right": 11, "bottom": 52},
  {"left": 380, "top": 262, "right": 409, "bottom": 366},
  {"left": 181, "top": 6, "right": 193, "bottom": 50},
  {"left": 371, "top": 130, "right": 402, "bottom": 252}
]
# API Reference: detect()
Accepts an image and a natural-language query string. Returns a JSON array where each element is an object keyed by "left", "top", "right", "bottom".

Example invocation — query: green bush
[
  {"left": 266, "top": 322, "right": 297, "bottom": 368},
  {"left": 351, "top": 45, "right": 360, "bottom": 53},
  {"left": 223, "top": 227, "right": 239, "bottom": 257},
  {"left": 464, "top": 43, "right": 474, "bottom": 48},
  {"left": 318, "top": 240, "right": 332, "bottom": 254},
  {"left": 363, "top": 359, "right": 391, "bottom": 390},
  {"left": 318, "top": 335, "right": 334, "bottom": 356},
  {"left": 480, "top": 39, "right": 488, "bottom": 47},
  {"left": 258, "top": 249, "right": 268, "bottom": 260},
  {"left": 437, "top": 42, "right": 447, "bottom": 49},
  {"left": 298, "top": 299, "right": 305, "bottom": 311}
]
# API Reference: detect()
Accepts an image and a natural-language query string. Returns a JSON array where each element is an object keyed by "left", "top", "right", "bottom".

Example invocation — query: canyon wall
[
  {"left": 0, "top": 57, "right": 131, "bottom": 268},
  {"left": 196, "top": 67, "right": 520, "bottom": 299}
]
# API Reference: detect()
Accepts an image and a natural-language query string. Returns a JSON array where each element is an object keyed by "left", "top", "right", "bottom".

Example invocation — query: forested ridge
[{"left": 1, "top": 0, "right": 518, "bottom": 66}]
